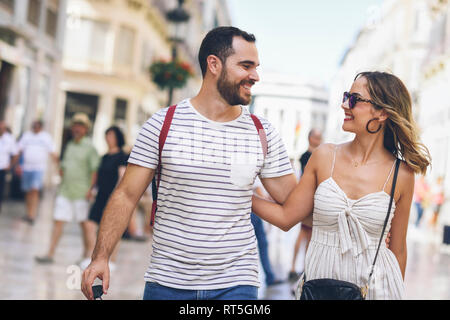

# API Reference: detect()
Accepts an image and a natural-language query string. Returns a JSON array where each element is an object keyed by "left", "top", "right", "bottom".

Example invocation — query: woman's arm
[
  {"left": 388, "top": 162, "right": 415, "bottom": 279},
  {"left": 252, "top": 146, "right": 322, "bottom": 231}
]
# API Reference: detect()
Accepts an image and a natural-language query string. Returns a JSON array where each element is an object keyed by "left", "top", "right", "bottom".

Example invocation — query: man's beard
[{"left": 217, "top": 69, "right": 253, "bottom": 106}]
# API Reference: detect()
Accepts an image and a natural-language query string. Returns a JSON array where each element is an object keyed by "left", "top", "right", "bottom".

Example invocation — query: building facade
[
  {"left": 418, "top": 0, "right": 450, "bottom": 183},
  {"left": 60, "top": 0, "right": 231, "bottom": 155},
  {"left": 0, "top": 0, "right": 67, "bottom": 139}
]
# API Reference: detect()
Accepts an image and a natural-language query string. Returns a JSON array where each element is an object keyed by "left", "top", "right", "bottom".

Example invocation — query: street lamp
[{"left": 166, "top": 0, "right": 190, "bottom": 106}]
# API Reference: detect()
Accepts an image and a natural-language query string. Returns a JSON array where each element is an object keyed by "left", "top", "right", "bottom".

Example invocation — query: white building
[
  {"left": 250, "top": 71, "right": 329, "bottom": 161},
  {"left": 59, "top": 0, "right": 231, "bottom": 155},
  {"left": 0, "top": 0, "right": 67, "bottom": 138},
  {"left": 417, "top": 0, "right": 450, "bottom": 224},
  {"left": 418, "top": 1, "right": 450, "bottom": 180}
]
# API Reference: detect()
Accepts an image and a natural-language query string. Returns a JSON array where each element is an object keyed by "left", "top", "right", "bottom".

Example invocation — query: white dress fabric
[{"left": 300, "top": 146, "right": 405, "bottom": 300}]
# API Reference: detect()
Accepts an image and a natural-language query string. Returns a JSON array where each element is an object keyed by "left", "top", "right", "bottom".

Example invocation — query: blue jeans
[
  {"left": 143, "top": 282, "right": 258, "bottom": 300},
  {"left": 251, "top": 213, "right": 276, "bottom": 285}
]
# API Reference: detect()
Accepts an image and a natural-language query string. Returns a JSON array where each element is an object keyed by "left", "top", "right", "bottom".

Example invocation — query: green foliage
[{"left": 149, "top": 59, "right": 194, "bottom": 90}]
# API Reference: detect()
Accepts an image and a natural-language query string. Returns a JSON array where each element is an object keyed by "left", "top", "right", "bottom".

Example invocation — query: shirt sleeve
[
  {"left": 17, "top": 133, "right": 26, "bottom": 152},
  {"left": 259, "top": 121, "right": 293, "bottom": 178},
  {"left": 127, "top": 108, "right": 167, "bottom": 170},
  {"left": 45, "top": 133, "right": 56, "bottom": 153},
  {"left": 88, "top": 145, "right": 100, "bottom": 174},
  {"left": 120, "top": 152, "right": 129, "bottom": 167}
]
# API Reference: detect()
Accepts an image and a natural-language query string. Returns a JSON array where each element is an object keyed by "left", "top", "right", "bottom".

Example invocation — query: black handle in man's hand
[{"left": 92, "top": 285, "right": 104, "bottom": 300}]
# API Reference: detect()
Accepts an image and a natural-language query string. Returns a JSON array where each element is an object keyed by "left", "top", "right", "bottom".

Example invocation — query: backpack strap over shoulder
[
  {"left": 150, "top": 105, "right": 176, "bottom": 226},
  {"left": 250, "top": 114, "right": 267, "bottom": 159}
]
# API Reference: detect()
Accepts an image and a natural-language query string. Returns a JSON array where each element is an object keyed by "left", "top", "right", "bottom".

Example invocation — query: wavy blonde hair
[{"left": 355, "top": 71, "right": 431, "bottom": 175}]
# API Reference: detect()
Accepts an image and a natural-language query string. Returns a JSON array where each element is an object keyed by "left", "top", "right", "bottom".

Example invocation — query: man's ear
[{"left": 206, "top": 55, "right": 222, "bottom": 77}]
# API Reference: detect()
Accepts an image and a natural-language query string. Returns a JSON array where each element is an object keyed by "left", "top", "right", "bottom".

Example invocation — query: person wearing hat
[{"left": 36, "top": 113, "right": 100, "bottom": 264}]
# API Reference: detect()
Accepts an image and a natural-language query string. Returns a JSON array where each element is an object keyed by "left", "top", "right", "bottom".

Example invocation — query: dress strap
[
  {"left": 383, "top": 159, "right": 397, "bottom": 192},
  {"left": 331, "top": 145, "right": 338, "bottom": 178}
]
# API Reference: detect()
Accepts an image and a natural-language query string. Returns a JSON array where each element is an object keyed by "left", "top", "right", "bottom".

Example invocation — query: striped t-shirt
[{"left": 128, "top": 98, "right": 293, "bottom": 290}]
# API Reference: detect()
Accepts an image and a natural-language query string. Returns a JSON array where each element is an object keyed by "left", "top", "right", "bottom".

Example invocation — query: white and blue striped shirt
[{"left": 128, "top": 98, "right": 293, "bottom": 290}]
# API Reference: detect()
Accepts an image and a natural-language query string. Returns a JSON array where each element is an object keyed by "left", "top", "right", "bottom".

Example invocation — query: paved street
[{"left": 0, "top": 188, "right": 449, "bottom": 300}]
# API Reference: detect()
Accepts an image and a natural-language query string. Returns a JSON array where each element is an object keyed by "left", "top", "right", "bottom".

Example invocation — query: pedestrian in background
[
  {"left": 16, "top": 120, "right": 59, "bottom": 225},
  {"left": 430, "top": 176, "right": 445, "bottom": 228},
  {"left": 253, "top": 71, "right": 431, "bottom": 299},
  {"left": 36, "top": 113, "right": 99, "bottom": 264},
  {"left": 81, "top": 26, "right": 297, "bottom": 300},
  {"left": 288, "top": 128, "right": 322, "bottom": 282},
  {"left": 0, "top": 120, "right": 18, "bottom": 213},
  {"left": 413, "top": 175, "right": 429, "bottom": 228},
  {"left": 80, "top": 126, "right": 128, "bottom": 270}
]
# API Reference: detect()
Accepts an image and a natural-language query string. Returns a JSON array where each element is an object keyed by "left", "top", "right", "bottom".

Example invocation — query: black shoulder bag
[{"left": 298, "top": 159, "right": 401, "bottom": 300}]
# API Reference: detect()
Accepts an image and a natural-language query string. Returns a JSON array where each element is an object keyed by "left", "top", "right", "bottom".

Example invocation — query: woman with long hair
[{"left": 252, "top": 71, "right": 431, "bottom": 299}]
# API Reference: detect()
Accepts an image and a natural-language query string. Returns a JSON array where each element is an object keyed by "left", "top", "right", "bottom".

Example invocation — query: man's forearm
[
  {"left": 261, "top": 173, "right": 298, "bottom": 205},
  {"left": 92, "top": 189, "right": 136, "bottom": 261}
]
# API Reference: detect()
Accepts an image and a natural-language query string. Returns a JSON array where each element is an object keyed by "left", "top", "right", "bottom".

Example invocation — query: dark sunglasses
[{"left": 342, "top": 92, "right": 376, "bottom": 109}]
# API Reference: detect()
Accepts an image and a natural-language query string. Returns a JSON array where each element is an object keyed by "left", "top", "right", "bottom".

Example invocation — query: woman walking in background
[
  {"left": 80, "top": 126, "right": 128, "bottom": 270},
  {"left": 252, "top": 71, "right": 431, "bottom": 299},
  {"left": 413, "top": 175, "right": 429, "bottom": 228},
  {"left": 430, "top": 176, "right": 445, "bottom": 228}
]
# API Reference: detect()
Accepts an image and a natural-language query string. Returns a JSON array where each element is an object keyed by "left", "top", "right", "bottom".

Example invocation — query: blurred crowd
[
  {"left": 0, "top": 113, "right": 152, "bottom": 270},
  {"left": 413, "top": 174, "right": 446, "bottom": 230}
]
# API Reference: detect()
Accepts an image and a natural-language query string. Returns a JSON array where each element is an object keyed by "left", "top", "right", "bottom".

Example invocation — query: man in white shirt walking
[
  {"left": 16, "top": 120, "right": 59, "bottom": 224},
  {"left": 0, "top": 120, "right": 19, "bottom": 213}
]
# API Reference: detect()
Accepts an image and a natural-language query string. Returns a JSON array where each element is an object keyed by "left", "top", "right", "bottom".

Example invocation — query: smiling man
[{"left": 81, "top": 26, "right": 297, "bottom": 300}]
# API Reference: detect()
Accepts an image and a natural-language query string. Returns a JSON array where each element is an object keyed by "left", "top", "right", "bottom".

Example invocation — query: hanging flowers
[{"left": 149, "top": 59, "right": 194, "bottom": 90}]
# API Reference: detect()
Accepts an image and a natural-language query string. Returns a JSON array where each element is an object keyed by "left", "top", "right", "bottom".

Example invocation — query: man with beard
[{"left": 81, "top": 27, "right": 297, "bottom": 300}]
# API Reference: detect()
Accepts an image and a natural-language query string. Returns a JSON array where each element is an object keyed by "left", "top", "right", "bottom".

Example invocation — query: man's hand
[
  {"left": 81, "top": 259, "right": 110, "bottom": 300},
  {"left": 14, "top": 165, "right": 23, "bottom": 177},
  {"left": 86, "top": 188, "right": 96, "bottom": 202}
]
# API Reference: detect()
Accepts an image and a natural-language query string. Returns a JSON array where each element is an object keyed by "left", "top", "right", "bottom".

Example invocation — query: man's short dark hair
[{"left": 198, "top": 26, "right": 256, "bottom": 77}]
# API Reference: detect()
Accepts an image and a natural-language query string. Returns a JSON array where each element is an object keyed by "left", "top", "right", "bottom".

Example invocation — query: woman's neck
[
  {"left": 108, "top": 146, "right": 120, "bottom": 154},
  {"left": 349, "top": 132, "right": 387, "bottom": 165}
]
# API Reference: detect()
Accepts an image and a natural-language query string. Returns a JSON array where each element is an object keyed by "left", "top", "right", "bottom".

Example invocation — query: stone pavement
[{"left": 0, "top": 188, "right": 448, "bottom": 300}]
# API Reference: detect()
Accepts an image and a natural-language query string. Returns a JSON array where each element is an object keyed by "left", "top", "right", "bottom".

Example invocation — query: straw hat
[{"left": 71, "top": 113, "right": 91, "bottom": 129}]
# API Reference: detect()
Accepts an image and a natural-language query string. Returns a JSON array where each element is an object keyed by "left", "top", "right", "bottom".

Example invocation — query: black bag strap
[{"left": 368, "top": 158, "right": 401, "bottom": 282}]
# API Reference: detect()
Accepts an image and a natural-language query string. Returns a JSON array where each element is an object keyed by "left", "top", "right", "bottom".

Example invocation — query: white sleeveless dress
[{"left": 299, "top": 146, "right": 405, "bottom": 300}]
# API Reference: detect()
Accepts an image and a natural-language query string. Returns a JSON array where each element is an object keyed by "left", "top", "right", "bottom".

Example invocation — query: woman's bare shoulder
[
  {"left": 398, "top": 160, "right": 415, "bottom": 191},
  {"left": 312, "top": 142, "right": 348, "bottom": 159},
  {"left": 308, "top": 143, "right": 340, "bottom": 170},
  {"left": 313, "top": 143, "right": 336, "bottom": 157}
]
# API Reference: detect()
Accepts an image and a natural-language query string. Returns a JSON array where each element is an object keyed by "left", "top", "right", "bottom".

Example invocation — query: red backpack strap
[
  {"left": 150, "top": 105, "right": 176, "bottom": 226},
  {"left": 250, "top": 114, "right": 267, "bottom": 159}
]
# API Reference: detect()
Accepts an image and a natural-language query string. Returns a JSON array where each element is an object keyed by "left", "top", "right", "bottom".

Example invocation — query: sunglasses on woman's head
[{"left": 342, "top": 92, "right": 376, "bottom": 109}]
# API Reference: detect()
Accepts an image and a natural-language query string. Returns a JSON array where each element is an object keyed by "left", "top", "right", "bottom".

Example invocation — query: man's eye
[{"left": 242, "top": 65, "right": 250, "bottom": 69}]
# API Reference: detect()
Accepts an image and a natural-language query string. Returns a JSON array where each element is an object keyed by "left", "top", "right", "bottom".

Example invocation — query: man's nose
[{"left": 249, "top": 69, "right": 260, "bottom": 82}]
